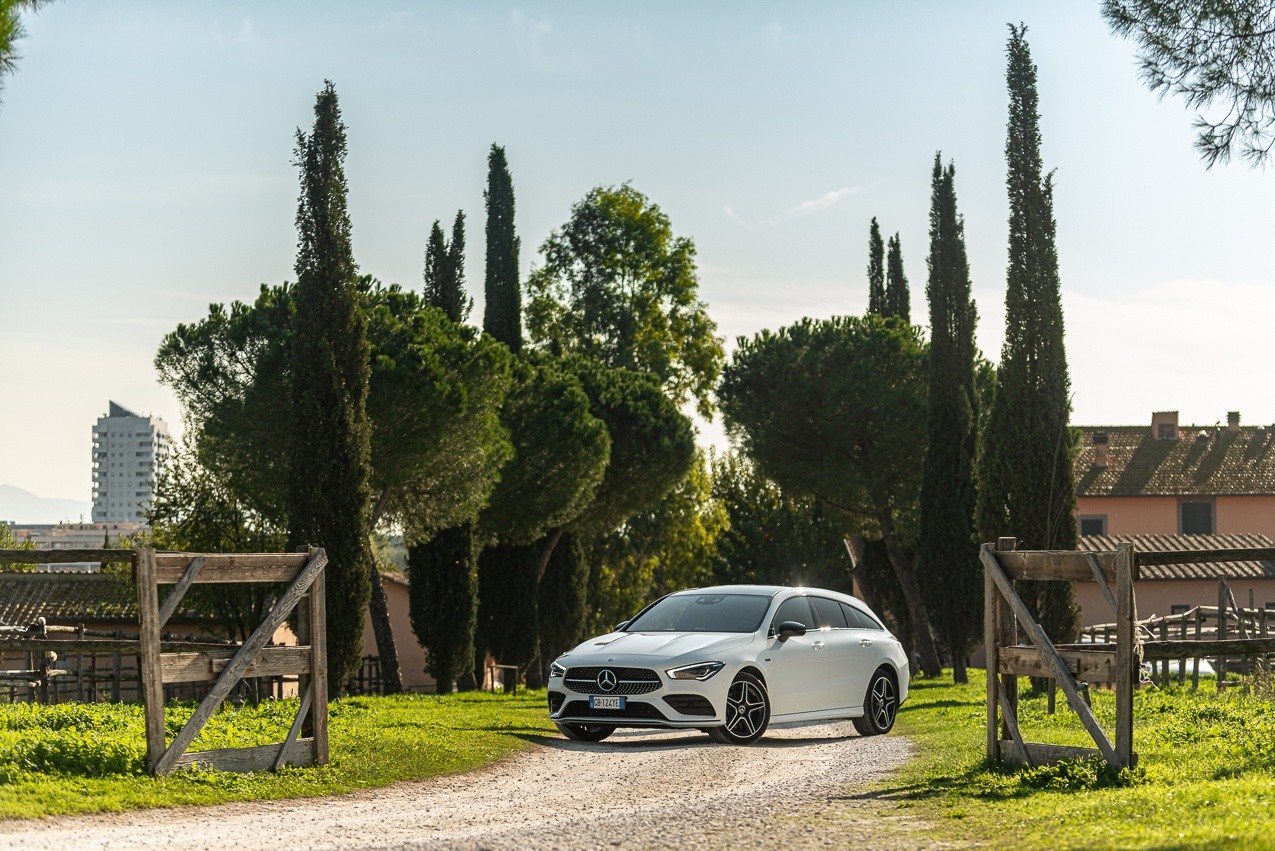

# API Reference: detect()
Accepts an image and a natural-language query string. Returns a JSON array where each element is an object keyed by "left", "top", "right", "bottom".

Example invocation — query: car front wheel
[
  {"left": 852, "top": 668, "right": 898, "bottom": 736},
  {"left": 556, "top": 722, "right": 615, "bottom": 742},
  {"left": 709, "top": 672, "right": 770, "bottom": 745}
]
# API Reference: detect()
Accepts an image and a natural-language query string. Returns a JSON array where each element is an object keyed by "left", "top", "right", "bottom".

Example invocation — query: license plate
[{"left": 589, "top": 695, "right": 625, "bottom": 710}]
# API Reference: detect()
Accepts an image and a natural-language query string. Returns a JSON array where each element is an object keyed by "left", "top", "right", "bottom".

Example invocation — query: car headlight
[
  {"left": 665, "top": 661, "right": 725, "bottom": 681},
  {"left": 549, "top": 661, "right": 566, "bottom": 678}
]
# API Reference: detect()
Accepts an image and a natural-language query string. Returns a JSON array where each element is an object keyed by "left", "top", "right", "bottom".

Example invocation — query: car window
[
  {"left": 811, "top": 596, "right": 849, "bottom": 628},
  {"left": 841, "top": 602, "right": 884, "bottom": 631},
  {"left": 624, "top": 593, "right": 772, "bottom": 633},
  {"left": 771, "top": 596, "right": 814, "bottom": 629}
]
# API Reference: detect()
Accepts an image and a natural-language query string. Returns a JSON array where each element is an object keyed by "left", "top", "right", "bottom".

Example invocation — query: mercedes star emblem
[{"left": 596, "top": 669, "right": 618, "bottom": 692}]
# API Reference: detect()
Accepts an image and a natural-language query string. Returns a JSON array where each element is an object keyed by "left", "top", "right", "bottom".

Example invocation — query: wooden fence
[
  {"left": 0, "top": 546, "right": 328, "bottom": 776},
  {"left": 985, "top": 539, "right": 1275, "bottom": 771}
]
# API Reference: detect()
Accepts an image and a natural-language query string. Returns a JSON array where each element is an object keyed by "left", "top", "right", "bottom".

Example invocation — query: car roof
[{"left": 671, "top": 584, "right": 851, "bottom": 599}]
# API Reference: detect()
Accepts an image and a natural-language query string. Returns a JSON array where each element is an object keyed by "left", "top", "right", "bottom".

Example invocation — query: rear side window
[
  {"left": 811, "top": 596, "right": 849, "bottom": 628},
  {"left": 841, "top": 602, "right": 884, "bottom": 631},
  {"left": 771, "top": 596, "right": 814, "bottom": 629}
]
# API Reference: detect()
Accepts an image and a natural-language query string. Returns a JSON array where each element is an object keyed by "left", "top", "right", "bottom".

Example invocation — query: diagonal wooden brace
[{"left": 158, "top": 556, "right": 206, "bottom": 630}]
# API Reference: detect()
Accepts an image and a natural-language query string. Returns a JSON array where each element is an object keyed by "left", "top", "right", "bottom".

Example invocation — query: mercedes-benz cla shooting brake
[{"left": 547, "top": 585, "right": 909, "bottom": 744}]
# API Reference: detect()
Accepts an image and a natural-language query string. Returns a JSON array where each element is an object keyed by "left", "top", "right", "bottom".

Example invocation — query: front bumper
[{"left": 548, "top": 664, "right": 725, "bottom": 728}]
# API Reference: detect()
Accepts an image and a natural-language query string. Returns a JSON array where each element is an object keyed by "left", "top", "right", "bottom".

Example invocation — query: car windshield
[{"left": 624, "top": 593, "right": 772, "bottom": 633}]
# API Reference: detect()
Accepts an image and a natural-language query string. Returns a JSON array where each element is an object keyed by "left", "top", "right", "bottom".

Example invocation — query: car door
[
  {"left": 809, "top": 596, "right": 874, "bottom": 713},
  {"left": 838, "top": 601, "right": 887, "bottom": 711},
  {"left": 765, "top": 595, "right": 828, "bottom": 716}
]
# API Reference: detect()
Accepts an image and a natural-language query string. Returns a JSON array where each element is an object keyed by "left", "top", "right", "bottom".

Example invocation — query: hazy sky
[{"left": 2, "top": 2, "right": 1273, "bottom": 509}]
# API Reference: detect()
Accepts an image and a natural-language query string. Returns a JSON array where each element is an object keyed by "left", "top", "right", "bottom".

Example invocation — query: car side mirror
[
  {"left": 776, "top": 621, "right": 807, "bottom": 641},
  {"left": 614, "top": 620, "right": 629, "bottom": 632}
]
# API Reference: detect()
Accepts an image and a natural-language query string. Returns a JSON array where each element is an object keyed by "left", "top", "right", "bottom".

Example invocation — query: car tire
[
  {"left": 852, "top": 668, "right": 898, "bottom": 736},
  {"left": 709, "top": 672, "right": 770, "bottom": 745},
  {"left": 556, "top": 722, "right": 615, "bottom": 742}
]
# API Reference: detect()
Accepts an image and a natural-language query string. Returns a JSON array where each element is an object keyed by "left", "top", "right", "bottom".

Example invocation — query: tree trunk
[
  {"left": 878, "top": 509, "right": 944, "bottom": 678},
  {"left": 368, "top": 563, "right": 403, "bottom": 694},
  {"left": 535, "top": 527, "right": 566, "bottom": 583},
  {"left": 952, "top": 654, "right": 968, "bottom": 684}
]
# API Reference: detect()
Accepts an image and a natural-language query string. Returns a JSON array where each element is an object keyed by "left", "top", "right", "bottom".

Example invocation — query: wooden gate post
[
  {"left": 1115, "top": 543, "right": 1136, "bottom": 768},
  {"left": 135, "top": 547, "right": 166, "bottom": 774}
]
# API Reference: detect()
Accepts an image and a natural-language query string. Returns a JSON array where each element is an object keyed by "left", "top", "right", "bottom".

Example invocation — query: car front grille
[
  {"left": 564, "top": 666, "right": 661, "bottom": 695},
  {"left": 560, "top": 700, "right": 669, "bottom": 721}
]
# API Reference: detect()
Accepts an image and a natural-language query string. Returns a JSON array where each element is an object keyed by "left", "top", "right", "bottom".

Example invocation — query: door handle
[
  {"left": 813, "top": 641, "right": 826, "bottom": 651},
  {"left": 859, "top": 639, "right": 873, "bottom": 648}
]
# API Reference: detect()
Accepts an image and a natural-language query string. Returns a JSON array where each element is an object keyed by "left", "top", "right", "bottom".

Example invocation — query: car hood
[{"left": 563, "top": 630, "right": 753, "bottom": 662}]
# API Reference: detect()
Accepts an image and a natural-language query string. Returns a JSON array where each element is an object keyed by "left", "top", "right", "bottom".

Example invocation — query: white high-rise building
[{"left": 91, "top": 402, "right": 172, "bottom": 524}]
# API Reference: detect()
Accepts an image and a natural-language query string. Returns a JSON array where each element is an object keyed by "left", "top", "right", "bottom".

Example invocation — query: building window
[
  {"left": 1179, "top": 499, "right": 1215, "bottom": 535},
  {"left": 1079, "top": 515, "right": 1107, "bottom": 536},
  {"left": 1171, "top": 604, "right": 1190, "bottom": 615},
  {"left": 1157, "top": 423, "right": 1177, "bottom": 440}
]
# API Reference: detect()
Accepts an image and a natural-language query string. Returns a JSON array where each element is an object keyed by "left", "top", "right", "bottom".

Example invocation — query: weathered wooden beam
[
  {"left": 1085, "top": 552, "right": 1119, "bottom": 614},
  {"left": 152, "top": 552, "right": 309, "bottom": 585},
  {"left": 1141, "top": 638, "right": 1275, "bottom": 659},
  {"left": 980, "top": 545, "right": 1121, "bottom": 768},
  {"left": 157, "top": 556, "right": 206, "bottom": 629},
  {"left": 1000, "top": 740, "right": 1108, "bottom": 767},
  {"left": 1115, "top": 544, "right": 1136, "bottom": 768},
  {"left": 172, "top": 739, "right": 317, "bottom": 773},
  {"left": 995, "top": 549, "right": 1126, "bottom": 582},
  {"left": 0, "top": 548, "right": 135, "bottom": 565},
  {"left": 274, "top": 684, "right": 314, "bottom": 771},
  {"left": 997, "top": 690, "right": 1032, "bottom": 767},
  {"left": 985, "top": 551, "right": 999, "bottom": 763},
  {"left": 136, "top": 548, "right": 167, "bottom": 775},
  {"left": 308, "top": 548, "right": 329, "bottom": 765},
  {"left": 0, "top": 638, "right": 228, "bottom": 654},
  {"left": 1135, "top": 547, "right": 1275, "bottom": 567},
  {"left": 159, "top": 646, "right": 312, "bottom": 683},
  {"left": 997, "top": 646, "right": 1118, "bottom": 684},
  {"left": 153, "top": 548, "right": 327, "bottom": 775}
]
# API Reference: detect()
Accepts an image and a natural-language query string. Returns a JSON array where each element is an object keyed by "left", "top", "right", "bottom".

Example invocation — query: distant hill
[{"left": 0, "top": 485, "right": 92, "bottom": 525}]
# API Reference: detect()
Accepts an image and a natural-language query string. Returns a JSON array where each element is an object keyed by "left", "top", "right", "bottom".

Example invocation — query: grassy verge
[
  {"left": 884, "top": 670, "right": 1275, "bottom": 849},
  {"left": 0, "top": 690, "right": 554, "bottom": 820}
]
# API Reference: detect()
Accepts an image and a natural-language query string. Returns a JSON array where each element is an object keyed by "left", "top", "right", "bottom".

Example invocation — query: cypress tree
[
  {"left": 483, "top": 144, "right": 521, "bottom": 350},
  {"left": 919, "top": 154, "right": 980, "bottom": 683},
  {"left": 408, "top": 523, "right": 478, "bottom": 693},
  {"left": 976, "top": 25, "right": 1080, "bottom": 644},
  {"left": 287, "top": 81, "right": 374, "bottom": 694},
  {"left": 866, "top": 217, "right": 885, "bottom": 315},
  {"left": 424, "top": 211, "right": 471, "bottom": 324},
  {"left": 447, "top": 210, "right": 470, "bottom": 322},
  {"left": 885, "top": 233, "right": 911, "bottom": 322}
]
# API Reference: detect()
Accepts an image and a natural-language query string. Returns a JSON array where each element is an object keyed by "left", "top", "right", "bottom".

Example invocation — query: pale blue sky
[{"left": 2, "top": 1, "right": 1273, "bottom": 510}]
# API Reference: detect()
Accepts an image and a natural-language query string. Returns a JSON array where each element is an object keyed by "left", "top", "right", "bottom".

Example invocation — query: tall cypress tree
[
  {"left": 287, "top": 81, "right": 374, "bottom": 694},
  {"left": 866, "top": 217, "right": 885, "bottom": 315},
  {"left": 919, "top": 154, "right": 980, "bottom": 683},
  {"left": 424, "top": 211, "right": 471, "bottom": 324},
  {"left": 976, "top": 25, "right": 1080, "bottom": 643},
  {"left": 483, "top": 144, "right": 521, "bottom": 350},
  {"left": 408, "top": 524, "right": 479, "bottom": 693},
  {"left": 885, "top": 233, "right": 911, "bottom": 322}
]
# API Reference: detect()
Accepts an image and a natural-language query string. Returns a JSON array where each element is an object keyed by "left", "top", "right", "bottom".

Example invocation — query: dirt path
[{"left": 0, "top": 722, "right": 953, "bottom": 850}]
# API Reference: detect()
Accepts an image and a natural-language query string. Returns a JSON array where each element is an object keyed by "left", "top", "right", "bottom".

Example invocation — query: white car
[{"left": 547, "top": 585, "right": 909, "bottom": 744}]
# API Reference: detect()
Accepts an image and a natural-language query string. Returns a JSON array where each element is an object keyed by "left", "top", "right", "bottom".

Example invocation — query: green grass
[
  {"left": 886, "top": 670, "right": 1275, "bottom": 849},
  {"left": 0, "top": 690, "right": 554, "bottom": 820}
]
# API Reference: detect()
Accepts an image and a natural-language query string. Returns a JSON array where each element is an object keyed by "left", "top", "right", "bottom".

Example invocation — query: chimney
[
  {"left": 1151, "top": 411, "right": 1179, "bottom": 441},
  {"left": 1093, "top": 431, "right": 1109, "bottom": 467},
  {"left": 1195, "top": 431, "right": 1210, "bottom": 446},
  {"left": 1228, "top": 411, "right": 1240, "bottom": 432}
]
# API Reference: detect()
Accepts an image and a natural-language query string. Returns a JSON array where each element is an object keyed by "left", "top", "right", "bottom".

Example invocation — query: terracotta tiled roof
[
  {"left": 1075, "top": 425, "right": 1275, "bottom": 497},
  {"left": 0, "top": 572, "right": 206, "bottom": 627},
  {"left": 1078, "top": 533, "right": 1275, "bottom": 581}
]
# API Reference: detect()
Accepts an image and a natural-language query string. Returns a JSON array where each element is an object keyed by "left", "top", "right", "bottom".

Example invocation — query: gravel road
[{"left": 0, "top": 722, "right": 951, "bottom": 850}]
